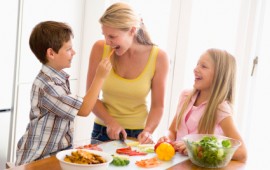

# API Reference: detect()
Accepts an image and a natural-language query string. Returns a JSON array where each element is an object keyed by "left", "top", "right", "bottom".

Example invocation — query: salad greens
[{"left": 189, "top": 136, "right": 232, "bottom": 167}]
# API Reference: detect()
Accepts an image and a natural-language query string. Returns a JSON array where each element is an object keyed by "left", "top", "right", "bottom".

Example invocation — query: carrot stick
[{"left": 108, "top": 49, "right": 115, "bottom": 59}]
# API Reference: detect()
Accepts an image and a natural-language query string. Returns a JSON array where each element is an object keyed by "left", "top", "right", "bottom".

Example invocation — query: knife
[{"left": 119, "top": 133, "right": 127, "bottom": 146}]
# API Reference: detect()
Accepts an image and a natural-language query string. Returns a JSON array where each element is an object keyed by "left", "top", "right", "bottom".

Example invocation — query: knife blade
[{"left": 119, "top": 133, "right": 127, "bottom": 146}]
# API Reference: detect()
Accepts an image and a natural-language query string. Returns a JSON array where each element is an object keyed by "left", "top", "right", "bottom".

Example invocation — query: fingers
[
  {"left": 172, "top": 141, "right": 187, "bottom": 155},
  {"left": 138, "top": 132, "right": 154, "bottom": 144},
  {"left": 157, "top": 136, "right": 170, "bottom": 143},
  {"left": 107, "top": 126, "right": 126, "bottom": 140}
]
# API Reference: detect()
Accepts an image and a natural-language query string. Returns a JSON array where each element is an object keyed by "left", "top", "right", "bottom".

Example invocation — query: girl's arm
[
  {"left": 138, "top": 48, "right": 169, "bottom": 144},
  {"left": 220, "top": 117, "right": 248, "bottom": 162}
]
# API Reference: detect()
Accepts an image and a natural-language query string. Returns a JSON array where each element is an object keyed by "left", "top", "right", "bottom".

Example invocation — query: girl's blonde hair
[
  {"left": 99, "top": 2, "right": 153, "bottom": 45},
  {"left": 176, "top": 48, "right": 236, "bottom": 133}
]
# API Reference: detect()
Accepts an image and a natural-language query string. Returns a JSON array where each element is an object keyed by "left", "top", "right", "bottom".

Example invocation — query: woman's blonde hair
[
  {"left": 176, "top": 48, "right": 236, "bottom": 133},
  {"left": 99, "top": 2, "right": 153, "bottom": 45}
]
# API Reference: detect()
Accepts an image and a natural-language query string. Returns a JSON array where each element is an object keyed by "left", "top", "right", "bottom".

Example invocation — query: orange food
[
  {"left": 155, "top": 142, "right": 175, "bottom": 161},
  {"left": 135, "top": 157, "right": 161, "bottom": 168}
]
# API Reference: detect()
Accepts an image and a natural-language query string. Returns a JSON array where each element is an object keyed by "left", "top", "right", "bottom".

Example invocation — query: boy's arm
[{"left": 78, "top": 58, "right": 111, "bottom": 117}]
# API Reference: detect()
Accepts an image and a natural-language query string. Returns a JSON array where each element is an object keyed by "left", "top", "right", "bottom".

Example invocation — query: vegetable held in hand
[{"left": 154, "top": 142, "right": 175, "bottom": 161}]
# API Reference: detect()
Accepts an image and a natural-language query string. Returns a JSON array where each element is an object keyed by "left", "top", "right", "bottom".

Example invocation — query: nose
[
  {"left": 194, "top": 65, "right": 199, "bottom": 74},
  {"left": 72, "top": 48, "right": 76, "bottom": 55}
]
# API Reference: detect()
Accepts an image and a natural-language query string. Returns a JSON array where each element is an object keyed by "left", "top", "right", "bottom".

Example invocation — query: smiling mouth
[{"left": 112, "top": 45, "right": 120, "bottom": 50}]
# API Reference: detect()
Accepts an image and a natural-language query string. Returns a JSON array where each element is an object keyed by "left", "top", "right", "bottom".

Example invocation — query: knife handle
[{"left": 119, "top": 132, "right": 124, "bottom": 141}]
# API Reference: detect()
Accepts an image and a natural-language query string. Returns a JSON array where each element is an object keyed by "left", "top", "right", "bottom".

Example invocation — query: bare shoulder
[
  {"left": 92, "top": 40, "right": 105, "bottom": 53},
  {"left": 156, "top": 47, "right": 169, "bottom": 69},
  {"left": 90, "top": 40, "right": 105, "bottom": 61}
]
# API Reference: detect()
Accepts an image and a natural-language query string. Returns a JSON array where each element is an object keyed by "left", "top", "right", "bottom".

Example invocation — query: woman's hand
[
  {"left": 171, "top": 140, "right": 187, "bottom": 155},
  {"left": 138, "top": 131, "right": 154, "bottom": 144},
  {"left": 106, "top": 120, "right": 127, "bottom": 140}
]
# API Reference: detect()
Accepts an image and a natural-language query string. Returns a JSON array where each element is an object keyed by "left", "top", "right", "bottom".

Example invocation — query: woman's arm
[
  {"left": 220, "top": 117, "right": 248, "bottom": 162},
  {"left": 86, "top": 40, "right": 125, "bottom": 139},
  {"left": 138, "top": 48, "right": 169, "bottom": 143}
]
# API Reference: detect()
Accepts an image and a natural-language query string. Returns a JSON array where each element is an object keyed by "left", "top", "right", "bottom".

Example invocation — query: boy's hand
[{"left": 96, "top": 58, "right": 112, "bottom": 78}]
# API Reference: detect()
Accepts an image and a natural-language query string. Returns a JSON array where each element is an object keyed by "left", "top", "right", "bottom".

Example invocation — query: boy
[{"left": 16, "top": 21, "right": 112, "bottom": 165}]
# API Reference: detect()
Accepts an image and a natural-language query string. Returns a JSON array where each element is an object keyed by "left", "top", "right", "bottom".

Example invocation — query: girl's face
[
  {"left": 193, "top": 52, "right": 215, "bottom": 93},
  {"left": 47, "top": 39, "right": 76, "bottom": 71},
  {"left": 102, "top": 25, "right": 135, "bottom": 56}
]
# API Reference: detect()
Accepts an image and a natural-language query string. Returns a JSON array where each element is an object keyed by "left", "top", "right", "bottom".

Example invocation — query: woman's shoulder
[
  {"left": 93, "top": 40, "right": 106, "bottom": 49},
  {"left": 153, "top": 46, "right": 169, "bottom": 73}
]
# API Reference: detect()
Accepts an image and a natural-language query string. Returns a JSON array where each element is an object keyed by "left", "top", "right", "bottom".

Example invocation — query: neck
[{"left": 194, "top": 90, "right": 210, "bottom": 106}]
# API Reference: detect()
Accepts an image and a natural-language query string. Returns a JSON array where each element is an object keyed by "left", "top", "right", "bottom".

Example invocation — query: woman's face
[
  {"left": 102, "top": 25, "right": 135, "bottom": 56},
  {"left": 193, "top": 52, "right": 215, "bottom": 93}
]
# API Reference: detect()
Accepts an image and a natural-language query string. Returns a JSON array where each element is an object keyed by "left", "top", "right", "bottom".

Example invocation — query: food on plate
[
  {"left": 116, "top": 146, "right": 147, "bottom": 156},
  {"left": 155, "top": 142, "right": 175, "bottom": 161},
  {"left": 135, "top": 157, "right": 161, "bottom": 168},
  {"left": 64, "top": 149, "right": 106, "bottom": 164},
  {"left": 111, "top": 155, "right": 130, "bottom": 166},
  {"left": 76, "top": 143, "right": 103, "bottom": 151},
  {"left": 185, "top": 135, "right": 236, "bottom": 168}
]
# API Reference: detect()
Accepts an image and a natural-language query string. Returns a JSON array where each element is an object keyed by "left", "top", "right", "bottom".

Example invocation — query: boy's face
[{"left": 47, "top": 39, "right": 76, "bottom": 71}]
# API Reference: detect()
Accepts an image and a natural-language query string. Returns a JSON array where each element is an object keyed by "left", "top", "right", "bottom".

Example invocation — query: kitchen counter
[
  {"left": 8, "top": 140, "right": 246, "bottom": 170},
  {"left": 7, "top": 156, "right": 246, "bottom": 170}
]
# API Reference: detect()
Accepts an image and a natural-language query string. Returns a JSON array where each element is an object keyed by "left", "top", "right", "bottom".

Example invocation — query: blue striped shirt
[{"left": 16, "top": 65, "right": 82, "bottom": 165}]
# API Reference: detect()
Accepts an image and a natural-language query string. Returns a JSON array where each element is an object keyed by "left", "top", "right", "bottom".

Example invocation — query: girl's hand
[
  {"left": 138, "top": 131, "right": 154, "bottom": 144},
  {"left": 171, "top": 140, "right": 188, "bottom": 155},
  {"left": 157, "top": 136, "right": 171, "bottom": 144}
]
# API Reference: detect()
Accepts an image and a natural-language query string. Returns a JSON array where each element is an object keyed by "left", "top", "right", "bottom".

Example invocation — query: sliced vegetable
[
  {"left": 116, "top": 146, "right": 147, "bottom": 156},
  {"left": 111, "top": 155, "right": 130, "bottom": 166},
  {"left": 135, "top": 157, "right": 161, "bottom": 168}
]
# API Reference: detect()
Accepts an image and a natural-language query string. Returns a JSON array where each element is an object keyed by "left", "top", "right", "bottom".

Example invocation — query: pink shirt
[{"left": 175, "top": 89, "right": 232, "bottom": 141}]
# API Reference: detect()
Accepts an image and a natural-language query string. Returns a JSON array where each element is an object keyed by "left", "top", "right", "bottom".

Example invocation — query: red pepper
[{"left": 116, "top": 146, "right": 147, "bottom": 156}]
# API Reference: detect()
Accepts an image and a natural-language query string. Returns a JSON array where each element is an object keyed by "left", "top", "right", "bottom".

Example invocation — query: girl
[{"left": 158, "top": 49, "right": 247, "bottom": 162}]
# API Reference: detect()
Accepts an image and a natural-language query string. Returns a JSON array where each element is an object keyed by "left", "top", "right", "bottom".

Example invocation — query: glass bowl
[{"left": 182, "top": 134, "right": 241, "bottom": 168}]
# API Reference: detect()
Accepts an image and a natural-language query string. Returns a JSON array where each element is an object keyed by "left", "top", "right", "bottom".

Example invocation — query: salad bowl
[{"left": 182, "top": 134, "right": 241, "bottom": 168}]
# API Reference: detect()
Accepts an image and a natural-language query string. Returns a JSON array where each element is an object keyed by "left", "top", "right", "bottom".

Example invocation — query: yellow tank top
[{"left": 94, "top": 45, "right": 159, "bottom": 129}]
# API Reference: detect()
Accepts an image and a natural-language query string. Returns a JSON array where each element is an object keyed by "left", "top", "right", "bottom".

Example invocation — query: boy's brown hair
[{"left": 29, "top": 21, "right": 73, "bottom": 64}]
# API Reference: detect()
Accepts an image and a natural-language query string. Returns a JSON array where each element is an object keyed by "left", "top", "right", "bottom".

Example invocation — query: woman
[{"left": 86, "top": 2, "right": 169, "bottom": 144}]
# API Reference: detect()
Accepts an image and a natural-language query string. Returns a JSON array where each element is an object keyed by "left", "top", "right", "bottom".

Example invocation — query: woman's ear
[{"left": 130, "top": 26, "right": 137, "bottom": 36}]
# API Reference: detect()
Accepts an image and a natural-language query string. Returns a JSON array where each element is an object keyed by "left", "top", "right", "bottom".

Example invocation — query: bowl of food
[
  {"left": 56, "top": 149, "right": 113, "bottom": 170},
  {"left": 182, "top": 134, "right": 241, "bottom": 168}
]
